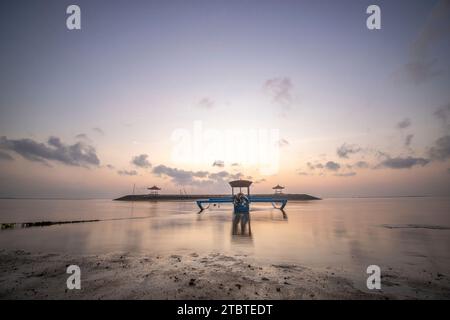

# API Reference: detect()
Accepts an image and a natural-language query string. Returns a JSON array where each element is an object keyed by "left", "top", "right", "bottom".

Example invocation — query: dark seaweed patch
[{"left": 1, "top": 219, "right": 100, "bottom": 230}]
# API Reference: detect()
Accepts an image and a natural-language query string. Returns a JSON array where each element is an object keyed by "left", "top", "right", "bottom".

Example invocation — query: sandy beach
[{"left": 1, "top": 249, "right": 449, "bottom": 300}]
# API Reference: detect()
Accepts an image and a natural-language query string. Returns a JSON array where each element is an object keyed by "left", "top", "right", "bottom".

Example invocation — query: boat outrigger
[{"left": 196, "top": 180, "right": 288, "bottom": 213}]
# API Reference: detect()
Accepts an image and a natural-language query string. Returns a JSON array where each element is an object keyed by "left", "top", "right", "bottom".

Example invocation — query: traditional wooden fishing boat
[{"left": 196, "top": 180, "right": 288, "bottom": 213}]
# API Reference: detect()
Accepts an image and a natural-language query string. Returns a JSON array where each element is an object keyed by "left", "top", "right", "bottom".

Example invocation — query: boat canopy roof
[{"left": 229, "top": 180, "right": 253, "bottom": 188}]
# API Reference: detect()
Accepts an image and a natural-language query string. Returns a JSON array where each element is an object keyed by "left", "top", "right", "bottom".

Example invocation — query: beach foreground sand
[{"left": 0, "top": 250, "right": 448, "bottom": 300}]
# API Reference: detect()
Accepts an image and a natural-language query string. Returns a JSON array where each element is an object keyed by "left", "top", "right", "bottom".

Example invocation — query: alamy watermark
[
  {"left": 65, "top": 4, "right": 381, "bottom": 32},
  {"left": 66, "top": 5, "right": 81, "bottom": 30},
  {"left": 63, "top": 263, "right": 382, "bottom": 292},
  {"left": 366, "top": 5, "right": 381, "bottom": 30},
  {"left": 171, "top": 121, "right": 281, "bottom": 175},
  {"left": 366, "top": 265, "right": 381, "bottom": 290},
  {"left": 66, "top": 265, "right": 81, "bottom": 290}
]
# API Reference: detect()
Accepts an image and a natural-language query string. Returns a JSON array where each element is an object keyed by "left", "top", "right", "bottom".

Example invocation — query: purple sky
[{"left": 0, "top": 0, "right": 449, "bottom": 198}]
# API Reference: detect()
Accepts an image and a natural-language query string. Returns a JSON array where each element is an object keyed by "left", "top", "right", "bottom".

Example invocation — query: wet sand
[{"left": 1, "top": 250, "right": 449, "bottom": 300}]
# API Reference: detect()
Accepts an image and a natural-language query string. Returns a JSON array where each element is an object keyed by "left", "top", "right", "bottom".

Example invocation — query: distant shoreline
[
  {"left": 2, "top": 195, "right": 448, "bottom": 201},
  {"left": 114, "top": 193, "right": 321, "bottom": 201}
]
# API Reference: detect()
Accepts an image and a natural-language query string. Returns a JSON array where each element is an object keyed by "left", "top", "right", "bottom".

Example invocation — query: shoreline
[{"left": 1, "top": 250, "right": 448, "bottom": 300}]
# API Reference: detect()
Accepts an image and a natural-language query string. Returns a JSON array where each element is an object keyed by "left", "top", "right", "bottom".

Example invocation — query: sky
[{"left": 0, "top": 0, "right": 449, "bottom": 198}]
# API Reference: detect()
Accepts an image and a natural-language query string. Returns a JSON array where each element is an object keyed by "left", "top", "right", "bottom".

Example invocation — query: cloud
[
  {"left": 277, "top": 138, "right": 289, "bottom": 147},
  {"left": 0, "top": 151, "right": 14, "bottom": 161},
  {"left": 131, "top": 154, "right": 151, "bottom": 168},
  {"left": 411, "top": 0, "right": 450, "bottom": 60},
  {"left": 0, "top": 136, "right": 100, "bottom": 167},
  {"left": 209, "top": 171, "right": 245, "bottom": 181},
  {"left": 254, "top": 178, "right": 266, "bottom": 184},
  {"left": 306, "top": 162, "right": 324, "bottom": 170},
  {"left": 263, "top": 77, "right": 293, "bottom": 109},
  {"left": 152, "top": 164, "right": 246, "bottom": 186},
  {"left": 212, "top": 160, "right": 225, "bottom": 168},
  {"left": 308, "top": 157, "right": 369, "bottom": 173},
  {"left": 397, "top": 118, "right": 411, "bottom": 129},
  {"left": 298, "top": 171, "right": 309, "bottom": 176},
  {"left": 434, "top": 104, "right": 450, "bottom": 128},
  {"left": 197, "top": 97, "right": 215, "bottom": 109},
  {"left": 153, "top": 165, "right": 209, "bottom": 185},
  {"left": 75, "top": 133, "right": 90, "bottom": 141},
  {"left": 395, "top": 60, "right": 441, "bottom": 85},
  {"left": 354, "top": 161, "right": 369, "bottom": 169},
  {"left": 377, "top": 156, "right": 430, "bottom": 169},
  {"left": 428, "top": 135, "right": 450, "bottom": 161},
  {"left": 405, "top": 134, "right": 414, "bottom": 147},
  {"left": 117, "top": 170, "right": 138, "bottom": 176},
  {"left": 337, "top": 143, "right": 361, "bottom": 158},
  {"left": 208, "top": 170, "right": 230, "bottom": 180},
  {"left": 325, "top": 161, "right": 340, "bottom": 171},
  {"left": 230, "top": 172, "right": 245, "bottom": 180},
  {"left": 395, "top": 1, "right": 450, "bottom": 84},
  {"left": 209, "top": 171, "right": 244, "bottom": 182},
  {"left": 92, "top": 127, "right": 104, "bottom": 135},
  {"left": 106, "top": 164, "right": 115, "bottom": 170},
  {"left": 334, "top": 172, "right": 356, "bottom": 177},
  {"left": 231, "top": 163, "right": 240, "bottom": 167}
]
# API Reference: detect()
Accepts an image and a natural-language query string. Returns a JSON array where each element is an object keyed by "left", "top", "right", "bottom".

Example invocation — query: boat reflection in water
[
  {"left": 232, "top": 212, "right": 252, "bottom": 237},
  {"left": 231, "top": 209, "right": 288, "bottom": 244}
]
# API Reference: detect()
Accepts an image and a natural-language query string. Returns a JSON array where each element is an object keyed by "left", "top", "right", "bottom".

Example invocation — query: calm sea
[{"left": 1, "top": 197, "right": 449, "bottom": 281}]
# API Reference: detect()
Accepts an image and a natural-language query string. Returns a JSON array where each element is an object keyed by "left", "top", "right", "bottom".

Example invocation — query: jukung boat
[{"left": 196, "top": 180, "right": 288, "bottom": 214}]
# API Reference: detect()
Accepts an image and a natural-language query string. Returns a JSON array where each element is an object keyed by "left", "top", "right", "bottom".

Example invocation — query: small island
[
  {"left": 115, "top": 182, "right": 321, "bottom": 202},
  {"left": 115, "top": 193, "right": 320, "bottom": 201}
]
